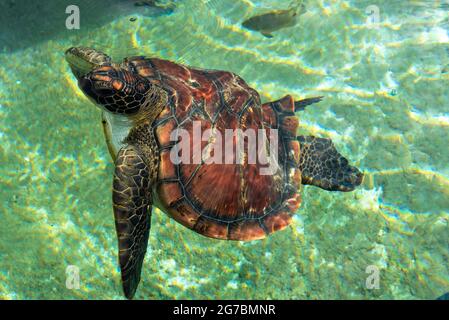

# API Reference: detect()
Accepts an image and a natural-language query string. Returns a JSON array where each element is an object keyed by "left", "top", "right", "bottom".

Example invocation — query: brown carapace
[{"left": 65, "top": 47, "right": 363, "bottom": 299}]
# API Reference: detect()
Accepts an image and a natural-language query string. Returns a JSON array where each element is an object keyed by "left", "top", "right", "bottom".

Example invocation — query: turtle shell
[{"left": 125, "top": 57, "right": 302, "bottom": 240}]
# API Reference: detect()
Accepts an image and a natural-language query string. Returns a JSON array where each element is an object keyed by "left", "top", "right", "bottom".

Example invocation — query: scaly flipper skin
[
  {"left": 294, "top": 96, "right": 324, "bottom": 112},
  {"left": 113, "top": 145, "right": 153, "bottom": 299},
  {"left": 298, "top": 136, "right": 363, "bottom": 191}
]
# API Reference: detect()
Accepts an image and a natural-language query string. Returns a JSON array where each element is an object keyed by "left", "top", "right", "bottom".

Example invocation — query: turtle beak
[
  {"left": 65, "top": 47, "right": 112, "bottom": 80},
  {"left": 65, "top": 48, "right": 97, "bottom": 80}
]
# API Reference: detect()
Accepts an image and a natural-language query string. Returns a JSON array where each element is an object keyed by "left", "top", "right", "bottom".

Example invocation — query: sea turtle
[{"left": 65, "top": 46, "right": 363, "bottom": 299}]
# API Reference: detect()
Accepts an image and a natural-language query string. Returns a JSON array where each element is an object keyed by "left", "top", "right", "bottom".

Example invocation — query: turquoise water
[{"left": 0, "top": 0, "right": 448, "bottom": 299}]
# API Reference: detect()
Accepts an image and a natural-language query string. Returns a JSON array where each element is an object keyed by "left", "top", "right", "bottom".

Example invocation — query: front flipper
[
  {"left": 113, "top": 145, "right": 153, "bottom": 299},
  {"left": 298, "top": 136, "right": 363, "bottom": 192},
  {"left": 101, "top": 112, "right": 117, "bottom": 162}
]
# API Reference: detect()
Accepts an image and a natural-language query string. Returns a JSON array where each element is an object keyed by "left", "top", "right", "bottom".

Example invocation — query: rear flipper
[
  {"left": 295, "top": 96, "right": 324, "bottom": 112},
  {"left": 298, "top": 136, "right": 363, "bottom": 192}
]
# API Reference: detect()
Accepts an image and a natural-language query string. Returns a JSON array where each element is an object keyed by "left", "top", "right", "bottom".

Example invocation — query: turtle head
[
  {"left": 65, "top": 47, "right": 151, "bottom": 115},
  {"left": 65, "top": 47, "right": 112, "bottom": 79}
]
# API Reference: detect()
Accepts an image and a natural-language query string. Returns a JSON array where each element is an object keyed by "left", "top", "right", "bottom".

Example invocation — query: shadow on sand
[{"left": 0, "top": 0, "right": 175, "bottom": 53}]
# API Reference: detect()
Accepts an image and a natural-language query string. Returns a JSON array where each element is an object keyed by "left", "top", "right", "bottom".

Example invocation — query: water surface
[{"left": 0, "top": 0, "right": 448, "bottom": 299}]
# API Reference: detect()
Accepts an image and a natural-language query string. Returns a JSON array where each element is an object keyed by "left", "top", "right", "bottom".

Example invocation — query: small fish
[
  {"left": 242, "top": 1, "right": 306, "bottom": 38},
  {"left": 134, "top": 1, "right": 159, "bottom": 8},
  {"left": 134, "top": 0, "right": 175, "bottom": 14}
]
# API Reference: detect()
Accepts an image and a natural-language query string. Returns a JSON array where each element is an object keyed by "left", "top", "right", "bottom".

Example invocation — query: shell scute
[
  {"left": 193, "top": 216, "right": 228, "bottom": 240},
  {"left": 150, "top": 58, "right": 191, "bottom": 81},
  {"left": 262, "top": 211, "right": 292, "bottom": 234},
  {"left": 157, "top": 182, "right": 183, "bottom": 208},
  {"left": 185, "top": 163, "right": 242, "bottom": 219},
  {"left": 228, "top": 219, "right": 267, "bottom": 241},
  {"left": 168, "top": 201, "right": 200, "bottom": 230},
  {"left": 148, "top": 59, "right": 301, "bottom": 240},
  {"left": 158, "top": 150, "right": 176, "bottom": 180},
  {"left": 155, "top": 118, "right": 177, "bottom": 148}
]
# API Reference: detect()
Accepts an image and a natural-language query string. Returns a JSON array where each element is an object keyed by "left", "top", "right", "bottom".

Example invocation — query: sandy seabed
[{"left": 0, "top": 0, "right": 448, "bottom": 299}]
